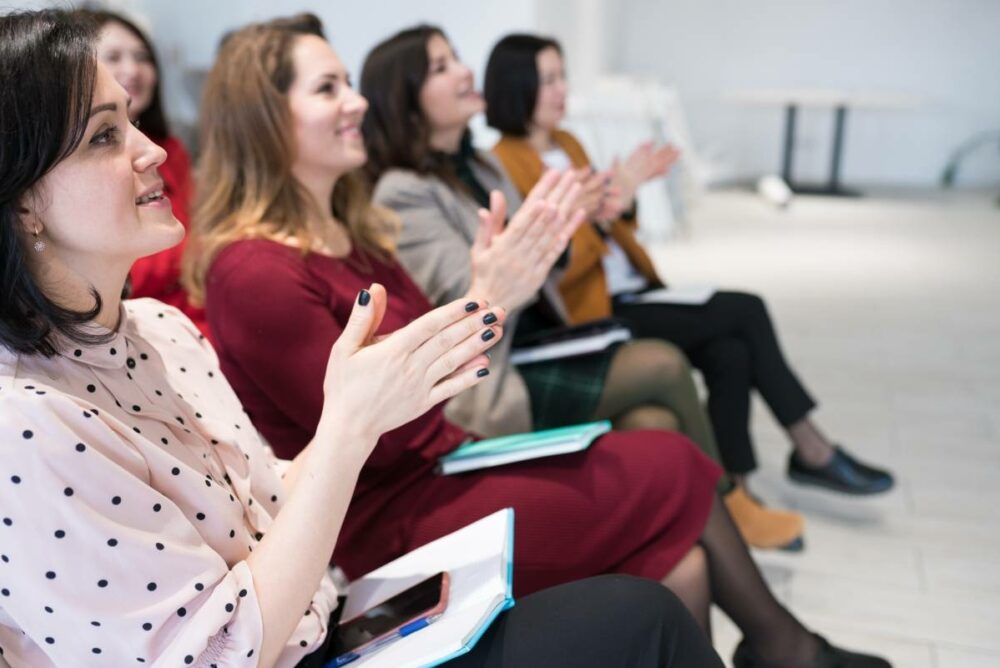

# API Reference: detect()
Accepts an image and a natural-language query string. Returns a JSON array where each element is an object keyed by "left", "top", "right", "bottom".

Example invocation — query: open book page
[
  {"left": 620, "top": 285, "right": 717, "bottom": 306},
  {"left": 345, "top": 509, "right": 514, "bottom": 668}
]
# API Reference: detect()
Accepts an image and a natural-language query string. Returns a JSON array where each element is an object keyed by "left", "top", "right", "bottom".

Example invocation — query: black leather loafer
[
  {"left": 788, "top": 446, "right": 895, "bottom": 495},
  {"left": 733, "top": 634, "right": 892, "bottom": 668}
]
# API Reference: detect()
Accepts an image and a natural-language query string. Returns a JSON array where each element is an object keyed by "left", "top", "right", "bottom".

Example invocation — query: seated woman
[
  {"left": 361, "top": 27, "right": 721, "bottom": 464},
  {"left": 360, "top": 24, "right": 803, "bottom": 551},
  {"left": 0, "top": 9, "right": 721, "bottom": 668},
  {"left": 483, "top": 33, "right": 895, "bottom": 513},
  {"left": 187, "top": 14, "right": 889, "bottom": 668},
  {"left": 81, "top": 8, "right": 209, "bottom": 339}
]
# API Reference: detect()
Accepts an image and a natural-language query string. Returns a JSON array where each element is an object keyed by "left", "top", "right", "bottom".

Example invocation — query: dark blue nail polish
[
  {"left": 476, "top": 368, "right": 490, "bottom": 378},
  {"left": 464, "top": 301, "right": 478, "bottom": 312},
  {"left": 358, "top": 289, "right": 371, "bottom": 306},
  {"left": 481, "top": 330, "right": 495, "bottom": 342},
  {"left": 483, "top": 312, "right": 497, "bottom": 325}
]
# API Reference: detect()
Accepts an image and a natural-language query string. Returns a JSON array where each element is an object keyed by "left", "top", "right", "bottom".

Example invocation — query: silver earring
[{"left": 33, "top": 231, "right": 45, "bottom": 253}]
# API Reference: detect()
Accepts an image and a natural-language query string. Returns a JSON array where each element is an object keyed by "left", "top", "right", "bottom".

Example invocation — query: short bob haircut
[
  {"left": 484, "top": 33, "right": 562, "bottom": 137},
  {"left": 77, "top": 8, "right": 171, "bottom": 140},
  {"left": 0, "top": 9, "right": 113, "bottom": 356}
]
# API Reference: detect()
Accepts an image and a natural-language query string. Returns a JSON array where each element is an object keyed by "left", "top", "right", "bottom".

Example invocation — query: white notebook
[
  {"left": 510, "top": 325, "right": 631, "bottom": 365},
  {"left": 342, "top": 509, "right": 515, "bottom": 667},
  {"left": 618, "top": 285, "right": 716, "bottom": 306}
]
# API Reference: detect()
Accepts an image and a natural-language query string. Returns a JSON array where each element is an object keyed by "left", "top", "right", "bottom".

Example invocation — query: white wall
[
  {"left": 120, "top": 0, "right": 542, "bottom": 130},
  {"left": 8, "top": 0, "right": 998, "bottom": 188},
  {"left": 613, "top": 0, "right": 1000, "bottom": 188}
]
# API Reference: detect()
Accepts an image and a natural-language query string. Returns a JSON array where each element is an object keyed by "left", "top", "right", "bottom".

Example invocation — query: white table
[{"left": 727, "top": 89, "right": 920, "bottom": 196}]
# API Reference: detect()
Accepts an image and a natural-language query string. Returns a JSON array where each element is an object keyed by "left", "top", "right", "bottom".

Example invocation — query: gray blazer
[{"left": 373, "top": 151, "right": 570, "bottom": 437}]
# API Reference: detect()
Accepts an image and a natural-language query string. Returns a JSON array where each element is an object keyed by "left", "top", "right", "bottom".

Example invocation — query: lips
[{"left": 135, "top": 189, "right": 164, "bottom": 205}]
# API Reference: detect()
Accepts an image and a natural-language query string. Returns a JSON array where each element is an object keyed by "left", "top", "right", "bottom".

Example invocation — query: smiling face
[
  {"left": 418, "top": 33, "right": 484, "bottom": 138},
  {"left": 28, "top": 63, "right": 183, "bottom": 269},
  {"left": 286, "top": 34, "right": 369, "bottom": 186},
  {"left": 531, "top": 46, "right": 567, "bottom": 133},
  {"left": 95, "top": 21, "right": 157, "bottom": 122}
]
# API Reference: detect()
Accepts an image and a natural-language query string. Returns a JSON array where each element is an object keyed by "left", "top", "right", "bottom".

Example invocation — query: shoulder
[
  {"left": 373, "top": 169, "right": 447, "bottom": 207},
  {"left": 208, "top": 239, "right": 309, "bottom": 293},
  {"left": 0, "top": 381, "right": 124, "bottom": 464},
  {"left": 492, "top": 135, "right": 531, "bottom": 161}
]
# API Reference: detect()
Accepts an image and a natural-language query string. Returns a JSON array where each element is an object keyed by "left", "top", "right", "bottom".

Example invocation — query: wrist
[{"left": 316, "top": 407, "right": 378, "bottom": 461}]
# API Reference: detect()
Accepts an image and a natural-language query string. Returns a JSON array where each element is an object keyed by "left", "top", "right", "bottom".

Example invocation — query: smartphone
[{"left": 329, "top": 572, "right": 450, "bottom": 664}]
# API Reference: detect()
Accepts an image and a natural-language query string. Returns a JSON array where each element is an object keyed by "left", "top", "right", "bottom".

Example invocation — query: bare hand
[
  {"left": 467, "top": 170, "right": 586, "bottom": 310},
  {"left": 320, "top": 284, "right": 506, "bottom": 448},
  {"left": 611, "top": 142, "right": 681, "bottom": 210}
]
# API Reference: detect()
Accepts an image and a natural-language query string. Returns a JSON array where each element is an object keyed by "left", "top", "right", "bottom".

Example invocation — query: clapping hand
[
  {"left": 321, "top": 284, "right": 506, "bottom": 451},
  {"left": 467, "top": 169, "right": 586, "bottom": 310},
  {"left": 611, "top": 141, "right": 681, "bottom": 211}
]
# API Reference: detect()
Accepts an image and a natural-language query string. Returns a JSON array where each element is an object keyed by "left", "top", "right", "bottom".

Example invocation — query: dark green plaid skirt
[{"left": 517, "top": 343, "right": 622, "bottom": 430}]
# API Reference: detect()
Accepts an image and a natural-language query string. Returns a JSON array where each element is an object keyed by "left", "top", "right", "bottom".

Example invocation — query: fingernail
[
  {"left": 481, "top": 329, "right": 495, "bottom": 341},
  {"left": 476, "top": 368, "right": 490, "bottom": 377},
  {"left": 464, "top": 301, "right": 478, "bottom": 312},
  {"left": 482, "top": 312, "right": 497, "bottom": 325},
  {"left": 358, "top": 289, "right": 371, "bottom": 306}
]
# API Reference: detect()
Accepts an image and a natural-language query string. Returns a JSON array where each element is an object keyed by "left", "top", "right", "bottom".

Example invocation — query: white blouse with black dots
[{"left": 0, "top": 299, "right": 338, "bottom": 667}]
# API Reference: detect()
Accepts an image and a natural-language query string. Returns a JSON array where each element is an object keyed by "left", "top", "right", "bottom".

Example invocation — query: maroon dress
[{"left": 205, "top": 239, "right": 721, "bottom": 595}]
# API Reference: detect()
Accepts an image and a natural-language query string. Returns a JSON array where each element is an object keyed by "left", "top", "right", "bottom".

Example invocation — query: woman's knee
[
  {"left": 625, "top": 339, "right": 692, "bottom": 383},
  {"left": 616, "top": 405, "right": 680, "bottom": 431},
  {"left": 585, "top": 574, "right": 690, "bottom": 624}
]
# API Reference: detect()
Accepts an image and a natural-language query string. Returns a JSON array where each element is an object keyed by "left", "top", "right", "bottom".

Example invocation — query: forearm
[{"left": 247, "top": 416, "right": 371, "bottom": 667}]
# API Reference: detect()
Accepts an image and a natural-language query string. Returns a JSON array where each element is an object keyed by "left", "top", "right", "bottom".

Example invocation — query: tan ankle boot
[{"left": 723, "top": 487, "right": 805, "bottom": 550}]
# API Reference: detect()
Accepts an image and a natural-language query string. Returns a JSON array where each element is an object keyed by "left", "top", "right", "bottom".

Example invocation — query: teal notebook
[{"left": 437, "top": 421, "right": 612, "bottom": 475}]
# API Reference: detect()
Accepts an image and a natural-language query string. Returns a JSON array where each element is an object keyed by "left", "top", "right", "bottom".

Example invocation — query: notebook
[
  {"left": 437, "top": 421, "right": 612, "bottom": 475},
  {"left": 510, "top": 319, "right": 632, "bottom": 365},
  {"left": 618, "top": 285, "right": 716, "bottom": 306},
  {"left": 340, "top": 509, "right": 515, "bottom": 668}
]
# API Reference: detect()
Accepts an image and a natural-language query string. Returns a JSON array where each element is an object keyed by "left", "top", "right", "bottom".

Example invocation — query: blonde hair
[{"left": 182, "top": 14, "right": 397, "bottom": 305}]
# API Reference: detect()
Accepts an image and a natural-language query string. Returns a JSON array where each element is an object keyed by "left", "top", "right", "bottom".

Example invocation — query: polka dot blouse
[{"left": 0, "top": 299, "right": 338, "bottom": 667}]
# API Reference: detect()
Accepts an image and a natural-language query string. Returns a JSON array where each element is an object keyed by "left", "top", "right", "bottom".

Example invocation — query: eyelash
[{"left": 90, "top": 125, "right": 119, "bottom": 146}]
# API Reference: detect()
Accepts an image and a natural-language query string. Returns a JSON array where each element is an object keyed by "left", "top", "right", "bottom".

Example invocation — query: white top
[{"left": 0, "top": 299, "right": 339, "bottom": 667}]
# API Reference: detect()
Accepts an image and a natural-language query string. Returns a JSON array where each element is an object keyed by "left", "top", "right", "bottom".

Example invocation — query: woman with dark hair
[
  {"left": 78, "top": 8, "right": 208, "bottom": 337},
  {"left": 484, "top": 33, "right": 896, "bottom": 541},
  {"left": 359, "top": 24, "right": 892, "bottom": 668},
  {"left": 362, "top": 23, "right": 726, "bottom": 492},
  {"left": 0, "top": 11, "right": 732, "bottom": 668},
  {"left": 0, "top": 9, "right": 725, "bottom": 668}
]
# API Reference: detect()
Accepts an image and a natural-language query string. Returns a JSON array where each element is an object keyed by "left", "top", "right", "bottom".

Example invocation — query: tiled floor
[{"left": 645, "top": 188, "right": 1000, "bottom": 667}]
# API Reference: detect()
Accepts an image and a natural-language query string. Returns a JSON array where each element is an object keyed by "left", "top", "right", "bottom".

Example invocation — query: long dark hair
[
  {"left": 78, "top": 8, "right": 170, "bottom": 140},
  {"left": 484, "top": 33, "right": 562, "bottom": 137},
  {"left": 360, "top": 24, "right": 485, "bottom": 189},
  {"left": 0, "top": 9, "right": 113, "bottom": 356}
]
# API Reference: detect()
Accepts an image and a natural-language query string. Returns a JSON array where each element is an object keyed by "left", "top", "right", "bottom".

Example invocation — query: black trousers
[
  {"left": 300, "top": 575, "right": 721, "bottom": 667},
  {"left": 614, "top": 291, "right": 816, "bottom": 474}
]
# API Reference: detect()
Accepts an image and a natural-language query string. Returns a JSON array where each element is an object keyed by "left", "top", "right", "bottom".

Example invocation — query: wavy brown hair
[
  {"left": 182, "top": 13, "right": 396, "bottom": 305},
  {"left": 360, "top": 24, "right": 494, "bottom": 191}
]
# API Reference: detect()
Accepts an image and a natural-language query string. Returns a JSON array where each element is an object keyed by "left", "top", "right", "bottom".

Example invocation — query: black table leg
[
  {"left": 781, "top": 104, "right": 797, "bottom": 185},
  {"left": 781, "top": 103, "right": 861, "bottom": 197}
]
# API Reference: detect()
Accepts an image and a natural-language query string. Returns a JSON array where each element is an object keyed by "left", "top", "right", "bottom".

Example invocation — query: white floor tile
[{"left": 653, "top": 188, "right": 1000, "bottom": 661}]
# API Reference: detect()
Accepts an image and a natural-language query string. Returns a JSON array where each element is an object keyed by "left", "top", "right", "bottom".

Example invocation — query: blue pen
[{"left": 328, "top": 614, "right": 442, "bottom": 667}]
